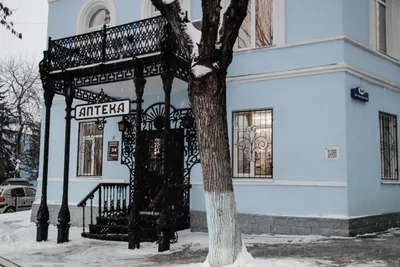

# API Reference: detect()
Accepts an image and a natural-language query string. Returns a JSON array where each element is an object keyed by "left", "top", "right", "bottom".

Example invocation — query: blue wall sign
[{"left": 351, "top": 87, "right": 369, "bottom": 102}]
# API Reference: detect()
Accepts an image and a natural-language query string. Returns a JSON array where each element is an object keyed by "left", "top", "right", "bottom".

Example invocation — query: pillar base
[
  {"left": 36, "top": 221, "right": 49, "bottom": 242},
  {"left": 158, "top": 230, "right": 170, "bottom": 252},
  {"left": 57, "top": 223, "right": 70, "bottom": 243}
]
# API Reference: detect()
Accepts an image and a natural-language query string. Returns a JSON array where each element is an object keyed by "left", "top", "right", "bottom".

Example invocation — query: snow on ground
[{"left": 0, "top": 211, "right": 393, "bottom": 267}]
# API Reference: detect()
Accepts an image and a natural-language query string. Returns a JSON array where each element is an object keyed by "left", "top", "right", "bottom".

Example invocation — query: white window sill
[
  {"left": 375, "top": 49, "right": 400, "bottom": 62},
  {"left": 76, "top": 176, "right": 103, "bottom": 180},
  {"left": 191, "top": 179, "right": 347, "bottom": 187},
  {"left": 381, "top": 180, "right": 400, "bottom": 185},
  {"left": 232, "top": 178, "right": 274, "bottom": 185},
  {"left": 233, "top": 44, "right": 277, "bottom": 55}
]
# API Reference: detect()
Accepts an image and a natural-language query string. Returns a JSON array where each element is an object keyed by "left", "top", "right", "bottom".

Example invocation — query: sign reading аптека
[{"left": 75, "top": 100, "right": 131, "bottom": 120}]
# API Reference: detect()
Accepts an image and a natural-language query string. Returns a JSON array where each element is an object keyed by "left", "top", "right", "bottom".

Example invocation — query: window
[
  {"left": 88, "top": 9, "right": 111, "bottom": 31},
  {"left": 237, "top": 0, "right": 273, "bottom": 49},
  {"left": 77, "top": 122, "right": 104, "bottom": 177},
  {"left": 11, "top": 188, "right": 25, "bottom": 197},
  {"left": 25, "top": 188, "right": 36, "bottom": 197},
  {"left": 233, "top": 109, "right": 273, "bottom": 178},
  {"left": 372, "top": 0, "right": 400, "bottom": 59},
  {"left": 141, "top": 0, "right": 191, "bottom": 19},
  {"left": 76, "top": 0, "right": 117, "bottom": 34},
  {"left": 379, "top": 112, "right": 398, "bottom": 180},
  {"left": 376, "top": 0, "right": 387, "bottom": 53}
]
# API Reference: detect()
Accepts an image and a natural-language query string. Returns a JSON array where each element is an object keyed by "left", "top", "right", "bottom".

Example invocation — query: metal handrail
[
  {"left": 77, "top": 182, "right": 129, "bottom": 235},
  {"left": 77, "top": 182, "right": 128, "bottom": 207}
]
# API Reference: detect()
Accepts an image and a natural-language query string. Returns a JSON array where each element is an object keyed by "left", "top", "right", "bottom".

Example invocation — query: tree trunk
[{"left": 189, "top": 70, "right": 242, "bottom": 267}]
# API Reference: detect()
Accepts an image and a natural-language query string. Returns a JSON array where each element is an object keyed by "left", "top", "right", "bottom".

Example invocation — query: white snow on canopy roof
[
  {"left": 185, "top": 22, "right": 201, "bottom": 60},
  {"left": 192, "top": 65, "right": 212, "bottom": 78}
]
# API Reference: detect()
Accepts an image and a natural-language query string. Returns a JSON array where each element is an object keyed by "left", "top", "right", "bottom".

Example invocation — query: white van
[{"left": 0, "top": 185, "right": 36, "bottom": 213}]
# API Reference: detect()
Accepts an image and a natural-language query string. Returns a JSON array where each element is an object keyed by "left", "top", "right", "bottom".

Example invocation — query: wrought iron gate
[{"left": 121, "top": 103, "right": 200, "bottom": 231}]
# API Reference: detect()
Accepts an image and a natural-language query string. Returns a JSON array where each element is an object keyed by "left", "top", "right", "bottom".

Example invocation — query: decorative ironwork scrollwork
[
  {"left": 236, "top": 125, "right": 270, "bottom": 162},
  {"left": 121, "top": 103, "right": 200, "bottom": 229},
  {"left": 48, "top": 16, "right": 172, "bottom": 72}
]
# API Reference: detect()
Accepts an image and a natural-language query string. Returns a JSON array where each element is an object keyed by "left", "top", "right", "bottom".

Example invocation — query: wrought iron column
[
  {"left": 128, "top": 58, "right": 146, "bottom": 250},
  {"left": 57, "top": 76, "right": 74, "bottom": 243},
  {"left": 36, "top": 83, "right": 55, "bottom": 242},
  {"left": 158, "top": 70, "right": 174, "bottom": 252}
]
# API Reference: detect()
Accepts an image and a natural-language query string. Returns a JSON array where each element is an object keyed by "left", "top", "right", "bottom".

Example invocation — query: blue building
[{"left": 32, "top": 0, "right": 400, "bottom": 243}]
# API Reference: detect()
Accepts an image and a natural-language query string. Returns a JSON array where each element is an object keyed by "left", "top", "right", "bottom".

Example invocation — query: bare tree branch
[
  {"left": 218, "top": 0, "right": 249, "bottom": 70},
  {"left": 199, "top": 0, "right": 222, "bottom": 60},
  {"left": 0, "top": 2, "right": 22, "bottom": 39}
]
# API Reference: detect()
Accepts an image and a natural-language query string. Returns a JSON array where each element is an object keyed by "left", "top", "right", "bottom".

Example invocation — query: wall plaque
[{"left": 107, "top": 141, "right": 119, "bottom": 161}]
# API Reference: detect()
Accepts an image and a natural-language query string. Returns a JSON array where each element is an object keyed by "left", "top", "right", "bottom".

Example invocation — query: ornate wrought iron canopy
[{"left": 39, "top": 16, "right": 190, "bottom": 103}]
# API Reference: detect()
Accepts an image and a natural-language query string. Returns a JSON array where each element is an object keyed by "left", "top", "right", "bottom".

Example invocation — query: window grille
[
  {"left": 232, "top": 109, "right": 273, "bottom": 178},
  {"left": 77, "top": 121, "right": 104, "bottom": 177},
  {"left": 379, "top": 112, "right": 398, "bottom": 180}
]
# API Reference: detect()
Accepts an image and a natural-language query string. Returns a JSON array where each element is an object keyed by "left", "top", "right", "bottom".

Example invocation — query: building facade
[{"left": 32, "top": 0, "right": 400, "bottom": 239}]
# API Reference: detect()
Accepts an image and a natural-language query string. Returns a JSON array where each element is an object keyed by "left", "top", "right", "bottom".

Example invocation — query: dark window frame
[
  {"left": 76, "top": 121, "right": 104, "bottom": 177},
  {"left": 379, "top": 111, "right": 398, "bottom": 180},
  {"left": 231, "top": 108, "right": 273, "bottom": 179}
]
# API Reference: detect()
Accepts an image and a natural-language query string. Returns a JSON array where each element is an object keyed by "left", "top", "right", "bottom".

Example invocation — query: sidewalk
[{"left": 0, "top": 211, "right": 398, "bottom": 267}]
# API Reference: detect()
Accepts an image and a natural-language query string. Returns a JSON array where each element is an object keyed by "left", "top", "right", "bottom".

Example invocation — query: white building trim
[
  {"left": 370, "top": 0, "right": 378, "bottom": 51},
  {"left": 141, "top": 0, "right": 192, "bottom": 20},
  {"left": 191, "top": 180, "right": 347, "bottom": 187},
  {"left": 227, "top": 61, "right": 400, "bottom": 92},
  {"left": 273, "top": 0, "right": 285, "bottom": 46},
  {"left": 76, "top": 0, "right": 117, "bottom": 34}
]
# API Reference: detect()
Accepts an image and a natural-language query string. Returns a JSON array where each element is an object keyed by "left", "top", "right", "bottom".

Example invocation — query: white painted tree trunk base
[
  {"left": 204, "top": 191, "right": 254, "bottom": 267},
  {"left": 203, "top": 242, "right": 256, "bottom": 267}
]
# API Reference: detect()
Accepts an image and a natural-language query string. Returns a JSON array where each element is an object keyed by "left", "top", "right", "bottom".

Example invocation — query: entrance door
[{"left": 139, "top": 129, "right": 184, "bottom": 214}]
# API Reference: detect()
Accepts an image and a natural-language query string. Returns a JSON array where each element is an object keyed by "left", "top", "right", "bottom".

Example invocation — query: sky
[{"left": 0, "top": 0, "right": 48, "bottom": 63}]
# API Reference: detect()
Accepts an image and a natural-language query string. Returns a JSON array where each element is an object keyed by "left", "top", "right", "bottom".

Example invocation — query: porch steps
[
  {"left": 83, "top": 215, "right": 159, "bottom": 242},
  {"left": 81, "top": 232, "right": 129, "bottom": 242}
]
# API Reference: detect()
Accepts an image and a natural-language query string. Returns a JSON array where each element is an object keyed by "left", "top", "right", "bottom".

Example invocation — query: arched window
[
  {"left": 89, "top": 9, "right": 111, "bottom": 31},
  {"left": 141, "top": 0, "right": 191, "bottom": 20},
  {"left": 77, "top": 0, "right": 117, "bottom": 34}
]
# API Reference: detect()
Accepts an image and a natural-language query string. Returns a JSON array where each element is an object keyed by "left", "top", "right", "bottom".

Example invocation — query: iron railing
[
  {"left": 77, "top": 183, "right": 129, "bottom": 234},
  {"left": 48, "top": 16, "right": 179, "bottom": 72}
]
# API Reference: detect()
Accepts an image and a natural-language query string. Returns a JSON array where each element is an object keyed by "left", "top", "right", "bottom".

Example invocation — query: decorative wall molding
[
  {"left": 233, "top": 35, "right": 400, "bottom": 67},
  {"left": 230, "top": 34, "right": 400, "bottom": 92},
  {"left": 76, "top": 0, "right": 117, "bottom": 34},
  {"left": 227, "top": 61, "right": 400, "bottom": 93},
  {"left": 191, "top": 179, "right": 347, "bottom": 187}
]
